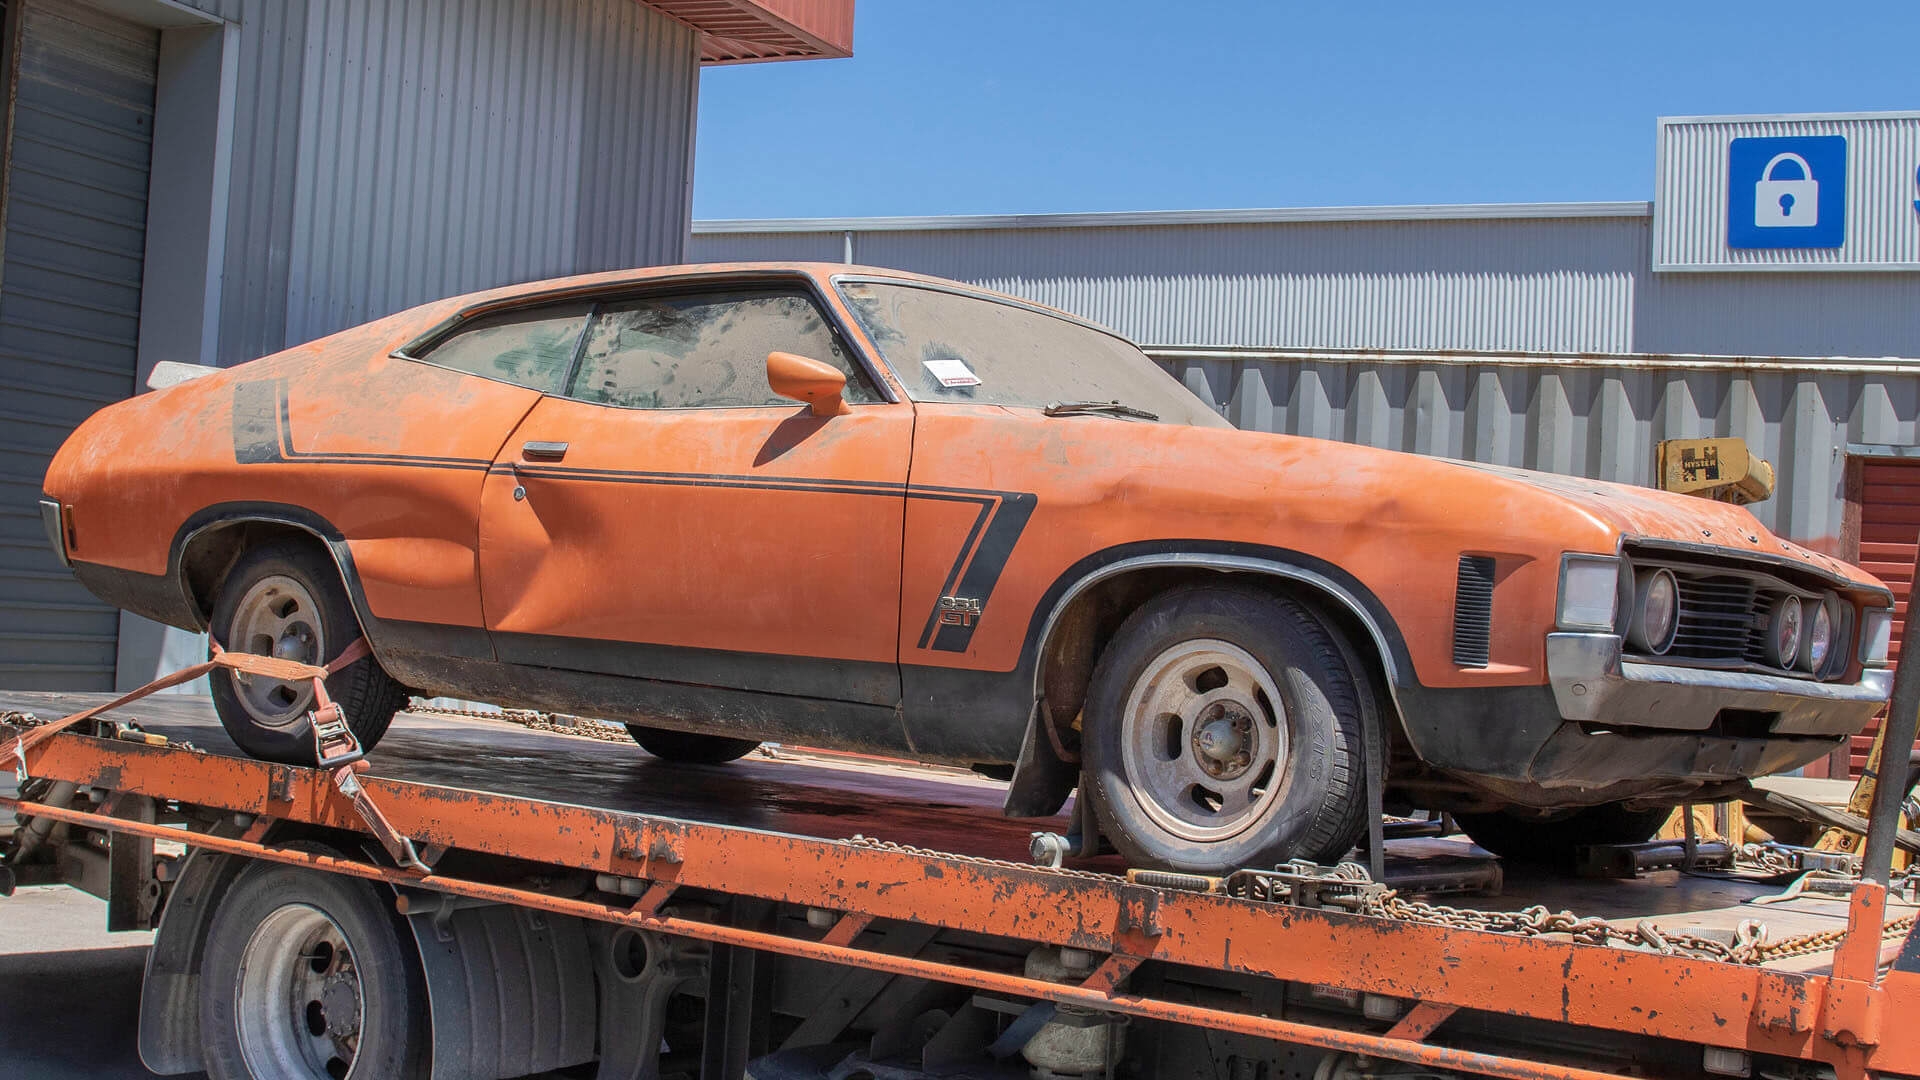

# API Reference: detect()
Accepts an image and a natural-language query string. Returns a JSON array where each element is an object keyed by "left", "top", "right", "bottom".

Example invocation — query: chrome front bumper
[{"left": 1545, "top": 632, "right": 1892, "bottom": 737}]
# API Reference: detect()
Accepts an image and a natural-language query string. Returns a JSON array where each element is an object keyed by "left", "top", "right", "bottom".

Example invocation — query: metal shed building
[{"left": 0, "top": 0, "right": 853, "bottom": 692}]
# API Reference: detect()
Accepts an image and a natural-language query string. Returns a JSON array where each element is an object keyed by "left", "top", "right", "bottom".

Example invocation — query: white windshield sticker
[{"left": 922, "top": 358, "right": 981, "bottom": 388}]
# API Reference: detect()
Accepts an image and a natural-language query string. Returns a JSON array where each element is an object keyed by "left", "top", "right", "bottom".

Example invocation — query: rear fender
[{"left": 167, "top": 502, "right": 495, "bottom": 677}]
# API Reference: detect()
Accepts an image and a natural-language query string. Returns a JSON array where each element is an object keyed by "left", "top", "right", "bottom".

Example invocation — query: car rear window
[{"left": 410, "top": 303, "right": 593, "bottom": 393}]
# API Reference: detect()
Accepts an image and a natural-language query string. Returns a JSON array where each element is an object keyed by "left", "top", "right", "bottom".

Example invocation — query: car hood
[{"left": 1444, "top": 458, "right": 1877, "bottom": 590}]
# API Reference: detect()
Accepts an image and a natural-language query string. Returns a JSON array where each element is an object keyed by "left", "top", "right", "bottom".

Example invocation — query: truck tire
[
  {"left": 198, "top": 860, "right": 430, "bottom": 1080},
  {"left": 208, "top": 543, "right": 408, "bottom": 765},
  {"left": 1456, "top": 803, "right": 1674, "bottom": 864},
  {"left": 626, "top": 724, "right": 761, "bottom": 764},
  {"left": 1083, "top": 585, "right": 1367, "bottom": 873}
]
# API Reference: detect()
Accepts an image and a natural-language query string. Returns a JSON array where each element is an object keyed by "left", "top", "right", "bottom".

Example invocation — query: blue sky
[{"left": 692, "top": 2, "right": 1918, "bottom": 220}]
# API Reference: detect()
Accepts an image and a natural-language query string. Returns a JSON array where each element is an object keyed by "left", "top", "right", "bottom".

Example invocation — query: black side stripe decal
[
  {"left": 234, "top": 379, "right": 1034, "bottom": 654},
  {"left": 909, "top": 490, "right": 1036, "bottom": 653},
  {"left": 233, "top": 380, "right": 492, "bottom": 470}
]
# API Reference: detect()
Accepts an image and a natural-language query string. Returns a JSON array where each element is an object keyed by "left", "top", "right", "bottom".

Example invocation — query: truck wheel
[
  {"left": 208, "top": 543, "right": 408, "bottom": 765},
  {"left": 626, "top": 724, "right": 761, "bottom": 764},
  {"left": 1456, "top": 803, "right": 1674, "bottom": 863},
  {"left": 1083, "top": 586, "right": 1367, "bottom": 873},
  {"left": 198, "top": 861, "right": 430, "bottom": 1080}
]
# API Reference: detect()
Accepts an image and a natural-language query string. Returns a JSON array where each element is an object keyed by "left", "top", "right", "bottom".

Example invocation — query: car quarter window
[
  {"left": 412, "top": 303, "right": 594, "bottom": 393},
  {"left": 566, "top": 288, "right": 881, "bottom": 410}
]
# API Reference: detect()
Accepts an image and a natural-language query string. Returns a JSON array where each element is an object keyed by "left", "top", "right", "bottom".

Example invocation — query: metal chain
[
  {"left": 1349, "top": 890, "right": 1774, "bottom": 962},
  {"left": 845, "top": 834, "right": 1125, "bottom": 883},
  {"left": 405, "top": 701, "right": 632, "bottom": 744},
  {"left": 0, "top": 709, "right": 46, "bottom": 730}
]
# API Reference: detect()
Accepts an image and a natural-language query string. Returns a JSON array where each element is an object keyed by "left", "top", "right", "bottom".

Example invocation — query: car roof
[{"left": 429, "top": 262, "right": 1119, "bottom": 341}]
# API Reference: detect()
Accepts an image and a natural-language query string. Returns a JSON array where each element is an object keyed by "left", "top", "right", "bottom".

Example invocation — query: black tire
[
  {"left": 1083, "top": 585, "right": 1367, "bottom": 873},
  {"left": 1456, "top": 803, "right": 1675, "bottom": 864},
  {"left": 626, "top": 724, "right": 761, "bottom": 764},
  {"left": 198, "top": 860, "right": 430, "bottom": 1080},
  {"left": 1308, "top": 619, "right": 1388, "bottom": 865},
  {"left": 208, "top": 543, "right": 408, "bottom": 765}
]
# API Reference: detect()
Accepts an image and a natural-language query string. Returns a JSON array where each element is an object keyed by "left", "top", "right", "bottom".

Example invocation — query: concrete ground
[{"left": 0, "top": 887, "right": 170, "bottom": 1079}]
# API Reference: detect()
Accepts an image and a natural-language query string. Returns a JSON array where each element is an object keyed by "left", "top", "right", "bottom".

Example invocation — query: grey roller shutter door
[{"left": 0, "top": 1, "right": 157, "bottom": 689}]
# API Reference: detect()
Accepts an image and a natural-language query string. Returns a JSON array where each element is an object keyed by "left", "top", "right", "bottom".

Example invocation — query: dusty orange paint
[{"left": 478, "top": 394, "right": 912, "bottom": 662}]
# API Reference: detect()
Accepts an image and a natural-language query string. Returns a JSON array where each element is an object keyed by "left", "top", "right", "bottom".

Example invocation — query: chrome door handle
[{"left": 521, "top": 441, "right": 569, "bottom": 461}]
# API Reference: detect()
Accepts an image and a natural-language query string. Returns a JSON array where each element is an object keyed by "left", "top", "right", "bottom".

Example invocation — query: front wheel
[
  {"left": 625, "top": 724, "right": 761, "bottom": 764},
  {"left": 197, "top": 860, "right": 430, "bottom": 1080},
  {"left": 1083, "top": 586, "right": 1367, "bottom": 873},
  {"left": 1455, "top": 803, "right": 1674, "bottom": 864}
]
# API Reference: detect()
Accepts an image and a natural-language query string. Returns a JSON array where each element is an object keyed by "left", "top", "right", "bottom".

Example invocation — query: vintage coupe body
[{"left": 42, "top": 263, "right": 1896, "bottom": 870}]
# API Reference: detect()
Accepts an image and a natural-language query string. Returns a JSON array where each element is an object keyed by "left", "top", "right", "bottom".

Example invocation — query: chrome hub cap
[
  {"left": 1120, "top": 639, "right": 1289, "bottom": 843},
  {"left": 229, "top": 575, "right": 325, "bottom": 727},
  {"left": 235, "top": 903, "right": 363, "bottom": 1079},
  {"left": 1191, "top": 704, "right": 1255, "bottom": 780}
]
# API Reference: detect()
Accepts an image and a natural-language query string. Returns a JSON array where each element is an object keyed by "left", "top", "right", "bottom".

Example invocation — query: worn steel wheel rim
[
  {"left": 234, "top": 903, "right": 364, "bottom": 1080},
  {"left": 229, "top": 574, "right": 325, "bottom": 728},
  {"left": 1120, "top": 638, "right": 1290, "bottom": 843}
]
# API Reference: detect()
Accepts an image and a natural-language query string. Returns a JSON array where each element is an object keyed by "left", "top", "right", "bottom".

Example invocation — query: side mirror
[{"left": 767, "top": 351, "right": 850, "bottom": 417}]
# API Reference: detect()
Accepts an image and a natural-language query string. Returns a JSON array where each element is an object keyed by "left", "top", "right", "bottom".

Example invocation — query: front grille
[
  {"left": 1452, "top": 555, "right": 1494, "bottom": 667},
  {"left": 1625, "top": 547, "right": 1851, "bottom": 678},
  {"left": 1667, "top": 574, "right": 1761, "bottom": 663}
]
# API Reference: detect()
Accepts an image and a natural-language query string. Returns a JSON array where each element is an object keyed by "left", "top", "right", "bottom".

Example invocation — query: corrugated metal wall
[
  {"left": 690, "top": 212, "right": 1920, "bottom": 361},
  {"left": 0, "top": 0, "right": 703, "bottom": 693},
  {"left": 1156, "top": 347, "right": 1920, "bottom": 552},
  {"left": 178, "top": 0, "right": 699, "bottom": 365},
  {"left": 0, "top": 0, "right": 157, "bottom": 689},
  {"left": 1851, "top": 459, "right": 1920, "bottom": 775},
  {"left": 699, "top": 215, "right": 1641, "bottom": 355}
]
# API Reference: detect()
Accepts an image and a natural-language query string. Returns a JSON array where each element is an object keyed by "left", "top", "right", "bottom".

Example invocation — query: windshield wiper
[{"left": 1042, "top": 400, "right": 1159, "bottom": 421}]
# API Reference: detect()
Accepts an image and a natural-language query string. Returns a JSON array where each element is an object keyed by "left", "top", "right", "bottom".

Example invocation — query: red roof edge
[{"left": 642, "top": 1, "right": 855, "bottom": 65}]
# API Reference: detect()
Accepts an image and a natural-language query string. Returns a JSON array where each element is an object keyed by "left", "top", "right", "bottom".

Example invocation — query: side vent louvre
[{"left": 1452, "top": 555, "right": 1495, "bottom": 667}]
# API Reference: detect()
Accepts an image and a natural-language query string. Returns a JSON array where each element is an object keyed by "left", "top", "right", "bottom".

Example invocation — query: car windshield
[{"left": 835, "top": 280, "right": 1229, "bottom": 427}]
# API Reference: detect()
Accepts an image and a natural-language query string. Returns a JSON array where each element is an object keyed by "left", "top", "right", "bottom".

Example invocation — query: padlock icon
[{"left": 1754, "top": 153, "right": 1818, "bottom": 229}]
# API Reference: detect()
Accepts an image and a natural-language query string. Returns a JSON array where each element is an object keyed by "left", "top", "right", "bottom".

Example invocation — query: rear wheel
[
  {"left": 198, "top": 860, "right": 430, "bottom": 1080},
  {"left": 625, "top": 724, "right": 760, "bottom": 764},
  {"left": 1083, "top": 586, "right": 1367, "bottom": 873},
  {"left": 208, "top": 543, "right": 408, "bottom": 764},
  {"left": 1455, "top": 803, "right": 1674, "bottom": 864}
]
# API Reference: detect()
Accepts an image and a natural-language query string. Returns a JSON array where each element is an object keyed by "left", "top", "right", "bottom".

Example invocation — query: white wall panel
[{"left": 178, "top": 0, "right": 698, "bottom": 366}]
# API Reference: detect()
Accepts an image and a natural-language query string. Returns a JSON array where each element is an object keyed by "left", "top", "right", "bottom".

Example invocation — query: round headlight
[
  {"left": 1766, "top": 595, "right": 1803, "bottom": 669},
  {"left": 1800, "top": 595, "right": 1834, "bottom": 673},
  {"left": 1628, "top": 568, "right": 1679, "bottom": 654}
]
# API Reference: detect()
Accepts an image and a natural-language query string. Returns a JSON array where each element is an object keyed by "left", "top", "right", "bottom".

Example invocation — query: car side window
[
  {"left": 414, "top": 303, "right": 594, "bottom": 394},
  {"left": 567, "top": 289, "right": 880, "bottom": 410}
]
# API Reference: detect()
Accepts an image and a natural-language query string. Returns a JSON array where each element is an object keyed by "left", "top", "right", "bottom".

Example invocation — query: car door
[{"left": 476, "top": 281, "right": 914, "bottom": 742}]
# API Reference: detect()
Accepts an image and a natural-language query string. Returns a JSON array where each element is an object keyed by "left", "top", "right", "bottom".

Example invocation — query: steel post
[{"left": 1862, "top": 533, "right": 1920, "bottom": 886}]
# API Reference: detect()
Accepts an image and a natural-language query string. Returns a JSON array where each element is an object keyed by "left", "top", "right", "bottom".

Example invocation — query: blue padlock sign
[{"left": 1727, "top": 135, "right": 1846, "bottom": 250}]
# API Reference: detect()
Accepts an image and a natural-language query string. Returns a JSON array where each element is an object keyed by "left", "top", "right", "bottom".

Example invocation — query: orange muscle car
[{"left": 41, "top": 264, "right": 1896, "bottom": 871}]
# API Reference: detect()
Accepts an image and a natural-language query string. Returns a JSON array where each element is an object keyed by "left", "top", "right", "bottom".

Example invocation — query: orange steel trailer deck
[{"left": 5, "top": 692, "right": 1920, "bottom": 1080}]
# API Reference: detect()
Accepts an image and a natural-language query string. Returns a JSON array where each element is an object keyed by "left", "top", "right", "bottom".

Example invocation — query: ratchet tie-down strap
[{"left": 4, "top": 636, "right": 430, "bottom": 875}]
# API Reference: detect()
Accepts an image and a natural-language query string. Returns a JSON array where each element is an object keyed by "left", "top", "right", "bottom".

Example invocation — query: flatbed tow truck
[{"left": 5, "top": 617, "right": 1920, "bottom": 1080}]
